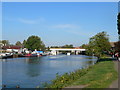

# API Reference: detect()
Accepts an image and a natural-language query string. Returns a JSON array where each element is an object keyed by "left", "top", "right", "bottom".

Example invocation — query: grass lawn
[{"left": 46, "top": 59, "right": 118, "bottom": 88}]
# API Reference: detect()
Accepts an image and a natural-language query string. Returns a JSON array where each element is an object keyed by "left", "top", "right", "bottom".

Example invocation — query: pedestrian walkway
[{"left": 109, "top": 61, "right": 119, "bottom": 88}]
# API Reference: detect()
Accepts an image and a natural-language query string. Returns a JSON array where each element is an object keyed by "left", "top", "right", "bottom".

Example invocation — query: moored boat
[
  {"left": 0, "top": 53, "right": 8, "bottom": 59},
  {"left": 24, "top": 54, "right": 38, "bottom": 57}
]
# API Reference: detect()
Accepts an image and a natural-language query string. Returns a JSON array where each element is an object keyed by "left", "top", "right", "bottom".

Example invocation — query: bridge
[{"left": 50, "top": 48, "right": 86, "bottom": 55}]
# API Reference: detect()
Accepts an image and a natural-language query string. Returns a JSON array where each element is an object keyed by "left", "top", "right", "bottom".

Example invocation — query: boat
[
  {"left": 0, "top": 56, "right": 7, "bottom": 59},
  {"left": 18, "top": 54, "right": 25, "bottom": 57},
  {"left": 41, "top": 53, "right": 47, "bottom": 56},
  {"left": 0, "top": 53, "right": 8, "bottom": 59},
  {"left": 24, "top": 54, "right": 38, "bottom": 57},
  {"left": 6, "top": 53, "right": 13, "bottom": 58}
]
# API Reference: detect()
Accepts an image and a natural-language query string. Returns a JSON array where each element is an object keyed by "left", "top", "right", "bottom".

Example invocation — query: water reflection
[
  {"left": 3, "top": 55, "right": 97, "bottom": 88},
  {"left": 25, "top": 57, "right": 43, "bottom": 77},
  {"left": 25, "top": 57, "right": 42, "bottom": 64}
]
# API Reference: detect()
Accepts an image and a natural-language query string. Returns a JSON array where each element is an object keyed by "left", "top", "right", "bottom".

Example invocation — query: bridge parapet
[
  {"left": 50, "top": 48, "right": 86, "bottom": 51},
  {"left": 50, "top": 48, "right": 86, "bottom": 55}
]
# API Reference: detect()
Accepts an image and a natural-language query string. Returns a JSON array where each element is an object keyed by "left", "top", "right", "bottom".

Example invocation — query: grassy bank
[{"left": 45, "top": 59, "right": 118, "bottom": 88}]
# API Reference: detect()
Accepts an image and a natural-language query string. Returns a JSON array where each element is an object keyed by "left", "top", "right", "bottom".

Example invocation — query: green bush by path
[{"left": 45, "top": 61, "right": 118, "bottom": 88}]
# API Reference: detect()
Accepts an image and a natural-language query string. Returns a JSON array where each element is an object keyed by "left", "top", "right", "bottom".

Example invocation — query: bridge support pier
[
  {"left": 75, "top": 51, "right": 79, "bottom": 55},
  {"left": 51, "top": 50, "right": 57, "bottom": 55}
]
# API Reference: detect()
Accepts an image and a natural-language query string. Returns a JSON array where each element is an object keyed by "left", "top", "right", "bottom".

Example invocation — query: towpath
[{"left": 109, "top": 60, "right": 119, "bottom": 88}]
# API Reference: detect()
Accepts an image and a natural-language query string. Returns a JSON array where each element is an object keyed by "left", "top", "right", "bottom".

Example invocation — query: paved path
[{"left": 109, "top": 61, "right": 119, "bottom": 88}]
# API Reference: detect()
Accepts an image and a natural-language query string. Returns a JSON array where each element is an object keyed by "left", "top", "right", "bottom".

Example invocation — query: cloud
[
  {"left": 52, "top": 24, "right": 80, "bottom": 29},
  {"left": 51, "top": 24, "right": 96, "bottom": 37},
  {"left": 5, "top": 17, "right": 45, "bottom": 24},
  {"left": 18, "top": 17, "right": 46, "bottom": 24},
  {"left": 66, "top": 29, "right": 98, "bottom": 37},
  {"left": 18, "top": 18, "right": 37, "bottom": 24}
]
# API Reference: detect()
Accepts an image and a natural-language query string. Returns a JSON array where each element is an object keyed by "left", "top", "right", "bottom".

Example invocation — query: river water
[{"left": 2, "top": 55, "right": 97, "bottom": 88}]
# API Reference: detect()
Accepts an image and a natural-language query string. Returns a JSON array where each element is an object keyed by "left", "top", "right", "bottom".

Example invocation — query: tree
[
  {"left": 117, "top": 13, "right": 120, "bottom": 40},
  {"left": 23, "top": 40, "right": 27, "bottom": 47},
  {"left": 1, "top": 40, "right": 9, "bottom": 46},
  {"left": 114, "top": 41, "right": 120, "bottom": 52},
  {"left": 81, "top": 44, "right": 88, "bottom": 49},
  {"left": 40, "top": 41, "right": 46, "bottom": 51},
  {"left": 86, "top": 31, "right": 111, "bottom": 58},
  {"left": 116, "top": 13, "right": 120, "bottom": 53},
  {"left": 61, "top": 44, "right": 73, "bottom": 48},
  {"left": 15, "top": 41, "right": 22, "bottom": 46},
  {"left": 50, "top": 46, "right": 59, "bottom": 48},
  {"left": 25, "top": 35, "right": 45, "bottom": 51}
]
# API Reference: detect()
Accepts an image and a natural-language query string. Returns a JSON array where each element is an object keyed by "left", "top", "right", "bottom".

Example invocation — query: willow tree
[{"left": 86, "top": 31, "right": 111, "bottom": 59}]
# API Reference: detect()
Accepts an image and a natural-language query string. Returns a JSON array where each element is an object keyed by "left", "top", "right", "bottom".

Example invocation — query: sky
[
  {"left": 2, "top": 2, "right": 118, "bottom": 47},
  {"left": 119, "top": 2, "right": 120, "bottom": 12},
  {"left": 1, "top": 0, "right": 120, "bottom": 2}
]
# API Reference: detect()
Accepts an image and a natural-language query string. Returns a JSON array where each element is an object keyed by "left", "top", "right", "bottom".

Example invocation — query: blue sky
[{"left": 2, "top": 2, "right": 118, "bottom": 46}]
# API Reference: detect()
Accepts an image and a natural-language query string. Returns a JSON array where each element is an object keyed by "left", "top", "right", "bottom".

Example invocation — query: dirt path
[
  {"left": 109, "top": 61, "right": 119, "bottom": 88},
  {"left": 62, "top": 85, "right": 88, "bottom": 89}
]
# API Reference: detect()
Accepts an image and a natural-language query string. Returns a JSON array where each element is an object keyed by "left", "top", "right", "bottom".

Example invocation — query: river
[{"left": 2, "top": 55, "right": 97, "bottom": 88}]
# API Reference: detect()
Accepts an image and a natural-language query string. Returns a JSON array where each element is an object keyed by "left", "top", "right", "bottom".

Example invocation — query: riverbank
[{"left": 45, "top": 58, "right": 118, "bottom": 88}]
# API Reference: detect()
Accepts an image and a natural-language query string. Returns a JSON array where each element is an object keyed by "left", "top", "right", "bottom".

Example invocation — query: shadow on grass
[{"left": 96, "top": 57, "right": 117, "bottom": 63}]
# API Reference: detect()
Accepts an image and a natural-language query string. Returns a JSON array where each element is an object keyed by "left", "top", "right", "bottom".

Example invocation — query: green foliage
[
  {"left": 81, "top": 44, "right": 88, "bottom": 49},
  {"left": 15, "top": 41, "right": 22, "bottom": 46},
  {"left": 116, "top": 13, "right": 120, "bottom": 51},
  {"left": 25, "top": 35, "right": 45, "bottom": 51},
  {"left": 0, "top": 40, "right": 9, "bottom": 46},
  {"left": 46, "top": 47, "right": 50, "bottom": 51},
  {"left": 50, "top": 44, "right": 74, "bottom": 48},
  {"left": 23, "top": 40, "right": 27, "bottom": 47},
  {"left": 1, "top": 50, "right": 7, "bottom": 53},
  {"left": 117, "top": 13, "right": 120, "bottom": 35},
  {"left": 86, "top": 31, "right": 111, "bottom": 58},
  {"left": 61, "top": 44, "right": 73, "bottom": 48},
  {"left": 50, "top": 46, "right": 59, "bottom": 48},
  {"left": 46, "top": 68, "right": 89, "bottom": 88}
]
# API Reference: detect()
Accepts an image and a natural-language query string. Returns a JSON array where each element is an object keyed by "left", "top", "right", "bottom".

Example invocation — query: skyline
[{"left": 2, "top": 2, "right": 118, "bottom": 47}]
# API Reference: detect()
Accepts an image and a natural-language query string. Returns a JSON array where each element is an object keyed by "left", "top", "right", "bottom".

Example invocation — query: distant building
[
  {"left": 110, "top": 42, "right": 116, "bottom": 48},
  {"left": 2, "top": 46, "right": 23, "bottom": 52},
  {"left": 110, "top": 42, "right": 116, "bottom": 51},
  {"left": 0, "top": 43, "right": 4, "bottom": 47}
]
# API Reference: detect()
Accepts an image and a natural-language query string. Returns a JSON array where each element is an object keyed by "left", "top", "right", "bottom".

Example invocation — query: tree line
[
  {"left": 0, "top": 36, "right": 74, "bottom": 51},
  {"left": 50, "top": 44, "right": 73, "bottom": 48},
  {"left": 0, "top": 32, "right": 113, "bottom": 57},
  {"left": 0, "top": 35, "right": 46, "bottom": 51}
]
